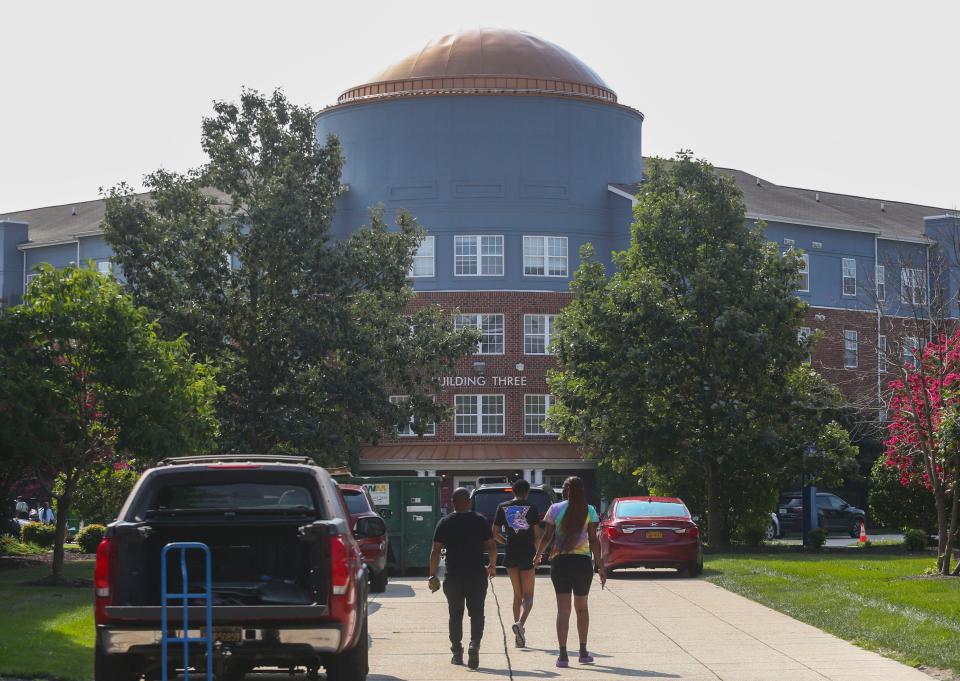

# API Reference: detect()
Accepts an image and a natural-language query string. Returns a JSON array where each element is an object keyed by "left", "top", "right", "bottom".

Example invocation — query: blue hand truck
[{"left": 160, "top": 542, "right": 213, "bottom": 681}]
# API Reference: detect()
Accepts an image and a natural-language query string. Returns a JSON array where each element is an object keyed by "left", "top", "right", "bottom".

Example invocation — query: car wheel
[
  {"left": 687, "top": 558, "right": 703, "bottom": 577},
  {"left": 94, "top": 646, "right": 139, "bottom": 681},
  {"left": 370, "top": 569, "right": 388, "bottom": 593},
  {"left": 850, "top": 518, "right": 865, "bottom": 539},
  {"left": 765, "top": 522, "right": 777, "bottom": 541},
  {"left": 325, "top": 614, "right": 369, "bottom": 681}
]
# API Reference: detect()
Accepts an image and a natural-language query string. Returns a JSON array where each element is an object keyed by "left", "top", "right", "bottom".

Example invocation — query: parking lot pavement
[{"left": 366, "top": 573, "right": 931, "bottom": 681}]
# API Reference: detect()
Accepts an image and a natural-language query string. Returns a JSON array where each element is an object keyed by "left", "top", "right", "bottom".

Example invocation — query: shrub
[
  {"left": 868, "top": 456, "right": 936, "bottom": 532},
  {"left": 76, "top": 524, "right": 106, "bottom": 554},
  {"left": 903, "top": 528, "right": 928, "bottom": 552},
  {"left": 807, "top": 527, "right": 828, "bottom": 549},
  {"left": 0, "top": 536, "right": 47, "bottom": 555},
  {"left": 735, "top": 512, "right": 773, "bottom": 547},
  {"left": 20, "top": 522, "right": 56, "bottom": 548}
]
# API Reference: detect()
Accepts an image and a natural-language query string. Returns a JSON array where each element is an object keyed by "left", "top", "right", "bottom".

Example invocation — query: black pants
[{"left": 443, "top": 573, "right": 488, "bottom": 649}]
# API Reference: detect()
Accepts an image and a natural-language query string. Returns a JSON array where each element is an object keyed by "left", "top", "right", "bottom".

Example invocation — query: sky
[{"left": 1, "top": 1, "right": 958, "bottom": 214}]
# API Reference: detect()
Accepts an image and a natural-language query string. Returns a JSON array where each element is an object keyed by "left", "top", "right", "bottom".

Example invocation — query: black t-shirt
[
  {"left": 433, "top": 511, "right": 493, "bottom": 578},
  {"left": 493, "top": 498, "right": 540, "bottom": 552}
]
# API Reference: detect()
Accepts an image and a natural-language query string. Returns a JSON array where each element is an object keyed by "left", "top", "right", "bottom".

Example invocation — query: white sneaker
[{"left": 512, "top": 622, "right": 526, "bottom": 648}]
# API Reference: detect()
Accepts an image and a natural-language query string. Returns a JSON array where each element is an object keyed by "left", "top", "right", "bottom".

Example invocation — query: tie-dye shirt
[{"left": 544, "top": 501, "right": 600, "bottom": 556}]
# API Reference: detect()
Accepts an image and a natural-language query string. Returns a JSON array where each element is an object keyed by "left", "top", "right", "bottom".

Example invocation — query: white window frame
[
  {"left": 24, "top": 272, "right": 39, "bottom": 292},
  {"left": 389, "top": 395, "right": 435, "bottom": 437},
  {"left": 844, "top": 329, "right": 858, "bottom": 369},
  {"left": 523, "top": 236, "right": 568, "bottom": 277},
  {"left": 409, "top": 235, "right": 435, "bottom": 278},
  {"left": 454, "top": 313, "right": 505, "bottom": 355},
  {"left": 454, "top": 235, "right": 504, "bottom": 277},
  {"left": 797, "top": 253, "right": 809, "bottom": 293},
  {"left": 96, "top": 260, "right": 113, "bottom": 275},
  {"left": 524, "top": 394, "right": 557, "bottom": 435},
  {"left": 454, "top": 394, "right": 505, "bottom": 436},
  {"left": 523, "top": 314, "right": 557, "bottom": 355},
  {"left": 904, "top": 336, "right": 919, "bottom": 367},
  {"left": 876, "top": 265, "right": 885, "bottom": 303},
  {"left": 901, "top": 268, "right": 927, "bottom": 305},
  {"left": 878, "top": 335, "right": 887, "bottom": 373},
  {"left": 842, "top": 258, "right": 857, "bottom": 297}
]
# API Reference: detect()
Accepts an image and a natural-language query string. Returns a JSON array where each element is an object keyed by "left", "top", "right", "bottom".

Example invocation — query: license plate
[
  {"left": 205, "top": 627, "right": 242, "bottom": 643},
  {"left": 779, "top": 508, "right": 787, "bottom": 515},
  {"left": 646, "top": 530, "right": 663, "bottom": 539}
]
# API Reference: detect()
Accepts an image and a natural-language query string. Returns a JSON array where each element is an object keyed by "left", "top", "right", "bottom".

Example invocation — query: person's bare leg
[
  {"left": 574, "top": 594, "right": 591, "bottom": 660},
  {"left": 555, "top": 592, "right": 572, "bottom": 654},
  {"left": 507, "top": 567, "right": 523, "bottom": 622},
  {"left": 519, "top": 568, "right": 535, "bottom": 624}
]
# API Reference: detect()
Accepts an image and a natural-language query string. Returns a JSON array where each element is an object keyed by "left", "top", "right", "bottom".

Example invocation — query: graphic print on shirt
[{"left": 504, "top": 505, "right": 530, "bottom": 532}]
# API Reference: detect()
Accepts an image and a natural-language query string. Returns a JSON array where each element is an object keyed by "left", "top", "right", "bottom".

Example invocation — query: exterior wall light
[
  {"left": 515, "top": 363, "right": 525, "bottom": 372},
  {"left": 472, "top": 361, "right": 486, "bottom": 374}
]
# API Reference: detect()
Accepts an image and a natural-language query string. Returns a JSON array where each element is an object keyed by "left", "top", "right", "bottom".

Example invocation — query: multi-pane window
[
  {"left": 96, "top": 260, "right": 113, "bottom": 275},
  {"left": 876, "top": 265, "right": 885, "bottom": 302},
  {"left": 844, "top": 330, "right": 858, "bottom": 368},
  {"left": 878, "top": 335, "right": 887, "bottom": 373},
  {"left": 389, "top": 395, "right": 435, "bottom": 436},
  {"left": 904, "top": 336, "right": 920, "bottom": 367},
  {"left": 455, "top": 395, "right": 505, "bottom": 435},
  {"left": 842, "top": 258, "right": 857, "bottom": 296},
  {"left": 797, "top": 253, "right": 810, "bottom": 292},
  {"left": 455, "top": 314, "right": 505, "bottom": 354},
  {"left": 901, "top": 268, "right": 927, "bottom": 305},
  {"left": 524, "top": 395, "right": 557, "bottom": 435},
  {"left": 523, "top": 236, "right": 568, "bottom": 277},
  {"left": 454, "top": 235, "right": 504, "bottom": 276},
  {"left": 524, "top": 314, "right": 556, "bottom": 354},
  {"left": 409, "top": 236, "right": 435, "bottom": 278}
]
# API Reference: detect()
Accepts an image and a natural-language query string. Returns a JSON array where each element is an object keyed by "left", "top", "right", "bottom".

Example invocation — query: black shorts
[
  {"left": 550, "top": 554, "right": 593, "bottom": 596},
  {"left": 503, "top": 544, "right": 535, "bottom": 570}
]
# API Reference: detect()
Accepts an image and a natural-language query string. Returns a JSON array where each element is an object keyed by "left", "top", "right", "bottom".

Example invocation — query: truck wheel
[
  {"left": 370, "top": 569, "right": 388, "bottom": 593},
  {"left": 326, "top": 615, "right": 369, "bottom": 681},
  {"left": 94, "top": 646, "right": 139, "bottom": 681}
]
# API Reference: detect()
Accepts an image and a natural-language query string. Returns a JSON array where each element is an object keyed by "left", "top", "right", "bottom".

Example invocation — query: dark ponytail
[{"left": 557, "top": 476, "right": 587, "bottom": 554}]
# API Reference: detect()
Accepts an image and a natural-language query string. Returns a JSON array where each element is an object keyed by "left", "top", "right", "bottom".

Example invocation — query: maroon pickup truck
[
  {"left": 93, "top": 455, "right": 375, "bottom": 681},
  {"left": 339, "top": 484, "right": 389, "bottom": 593}
]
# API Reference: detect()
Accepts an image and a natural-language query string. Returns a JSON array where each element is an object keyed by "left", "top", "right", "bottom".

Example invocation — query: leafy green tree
[
  {"left": 53, "top": 461, "right": 139, "bottom": 525},
  {"left": 548, "top": 153, "right": 856, "bottom": 546},
  {"left": 102, "top": 89, "right": 477, "bottom": 464},
  {"left": 0, "top": 265, "right": 219, "bottom": 578},
  {"left": 868, "top": 455, "right": 937, "bottom": 532}
]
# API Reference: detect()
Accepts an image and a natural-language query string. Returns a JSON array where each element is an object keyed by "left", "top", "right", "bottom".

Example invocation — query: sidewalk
[{"left": 367, "top": 574, "right": 932, "bottom": 681}]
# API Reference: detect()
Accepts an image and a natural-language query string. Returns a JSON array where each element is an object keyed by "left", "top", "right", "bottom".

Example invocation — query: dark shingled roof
[
  {"left": 1, "top": 189, "right": 231, "bottom": 246},
  {"left": 610, "top": 160, "right": 958, "bottom": 242}
]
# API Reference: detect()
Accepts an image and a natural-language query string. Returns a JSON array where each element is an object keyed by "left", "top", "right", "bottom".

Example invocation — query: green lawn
[
  {"left": 0, "top": 560, "right": 95, "bottom": 681},
  {"left": 707, "top": 553, "right": 960, "bottom": 673}
]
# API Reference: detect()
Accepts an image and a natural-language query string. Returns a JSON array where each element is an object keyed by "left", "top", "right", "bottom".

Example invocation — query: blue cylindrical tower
[{"left": 317, "top": 28, "right": 643, "bottom": 489}]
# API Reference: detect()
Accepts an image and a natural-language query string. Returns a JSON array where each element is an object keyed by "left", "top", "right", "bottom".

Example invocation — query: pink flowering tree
[{"left": 884, "top": 329, "right": 960, "bottom": 575}]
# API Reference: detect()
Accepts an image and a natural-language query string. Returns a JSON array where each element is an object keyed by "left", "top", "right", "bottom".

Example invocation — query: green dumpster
[{"left": 348, "top": 475, "right": 442, "bottom": 575}]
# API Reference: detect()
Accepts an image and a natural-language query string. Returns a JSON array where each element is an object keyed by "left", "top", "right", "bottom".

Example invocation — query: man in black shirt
[
  {"left": 492, "top": 479, "right": 540, "bottom": 647},
  {"left": 429, "top": 487, "right": 497, "bottom": 669}
]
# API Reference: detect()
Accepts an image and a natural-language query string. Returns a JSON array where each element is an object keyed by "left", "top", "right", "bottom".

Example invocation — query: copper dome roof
[{"left": 337, "top": 28, "right": 617, "bottom": 105}]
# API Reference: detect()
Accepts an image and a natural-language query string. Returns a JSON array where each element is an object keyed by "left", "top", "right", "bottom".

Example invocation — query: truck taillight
[
  {"left": 94, "top": 537, "right": 114, "bottom": 624},
  {"left": 330, "top": 535, "right": 351, "bottom": 596}
]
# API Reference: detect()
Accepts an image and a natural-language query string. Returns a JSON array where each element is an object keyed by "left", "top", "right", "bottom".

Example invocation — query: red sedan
[
  {"left": 340, "top": 483, "right": 390, "bottom": 592},
  {"left": 598, "top": 497, "right": 703, "bottom": 576}
]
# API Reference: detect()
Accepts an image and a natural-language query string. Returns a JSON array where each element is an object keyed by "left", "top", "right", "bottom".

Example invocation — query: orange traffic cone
[{"left": 859, "top": 521, "right": 868, "bottom": 544}]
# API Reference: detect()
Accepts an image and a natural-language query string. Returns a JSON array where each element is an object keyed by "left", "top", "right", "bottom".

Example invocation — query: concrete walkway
[{"left": 367, "top": 573, "right": 931, "bottom": 681}]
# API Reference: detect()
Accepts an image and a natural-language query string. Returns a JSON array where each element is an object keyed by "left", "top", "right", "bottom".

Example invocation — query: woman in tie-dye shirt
[{"left": 534, "top": 476, "right": 605, "bottom": 668}]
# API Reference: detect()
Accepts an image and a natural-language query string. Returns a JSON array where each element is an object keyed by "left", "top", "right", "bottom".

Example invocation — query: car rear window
[
  {"left": 614, "top": 500, "right": 689, "bottom": 518},
  {"left": 472, "top": 489, "right": 552, "bottom": 519},
  {"left": 342, "top": 490, "right": 370, "bottom": 515},
  {"left": 155, "top": 483, "right": 316, "bottom": 511}
]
